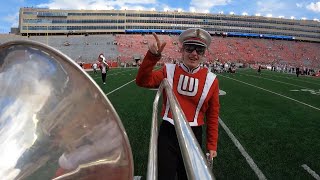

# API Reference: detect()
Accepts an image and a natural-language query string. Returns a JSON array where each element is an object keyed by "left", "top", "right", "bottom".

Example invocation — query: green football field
[{"left": 88, "top": 67, "right": 320, "bottom": 180}]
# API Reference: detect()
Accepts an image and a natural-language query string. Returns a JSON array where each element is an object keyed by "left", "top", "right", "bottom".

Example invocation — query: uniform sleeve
[
  {"left": 206, "top": 78, "right": 220, "bottom": 151},
  {"left": 136, "top": 51, "right": 166, "bottom": 88}
]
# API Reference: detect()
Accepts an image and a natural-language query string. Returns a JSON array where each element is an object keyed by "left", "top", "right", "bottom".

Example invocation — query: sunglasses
[{"left": 183, "top": 44, "right": 206, "bottom": 55}]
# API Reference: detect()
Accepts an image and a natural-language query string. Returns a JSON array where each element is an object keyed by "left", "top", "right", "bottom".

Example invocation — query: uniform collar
[{"left": 179, "top": 62, "right": 201, "bottom": 74}]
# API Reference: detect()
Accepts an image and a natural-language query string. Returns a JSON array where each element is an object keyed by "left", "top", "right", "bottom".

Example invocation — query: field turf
[{"left": 88, "top": 67, "right": 320, "bottom": 180}]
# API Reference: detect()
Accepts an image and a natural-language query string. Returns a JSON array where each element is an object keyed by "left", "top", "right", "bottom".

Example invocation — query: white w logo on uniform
[{"left": 177, "top": 75, "right": 199, "bottom": 96}]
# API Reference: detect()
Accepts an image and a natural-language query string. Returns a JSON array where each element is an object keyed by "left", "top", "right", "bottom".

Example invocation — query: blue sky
[{"left": 0, "top": 0, "right": 319, "bottom": 33}]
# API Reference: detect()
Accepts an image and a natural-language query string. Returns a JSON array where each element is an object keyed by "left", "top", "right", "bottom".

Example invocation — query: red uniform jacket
[{"left": 136, "top": 51, "right": 220, "bottom": 151}]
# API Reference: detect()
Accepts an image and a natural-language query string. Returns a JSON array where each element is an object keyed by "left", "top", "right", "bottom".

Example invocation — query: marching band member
[
  {"left": 98, "top": 53, "right": 109, "bottom": 85},
  {"left": 136, "top": 28, "right": 220, "bottom": 180}
]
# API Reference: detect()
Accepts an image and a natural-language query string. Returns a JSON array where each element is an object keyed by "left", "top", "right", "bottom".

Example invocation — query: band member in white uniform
[{"left": 98, "top": 53, "right": 109, "bottom": 85}]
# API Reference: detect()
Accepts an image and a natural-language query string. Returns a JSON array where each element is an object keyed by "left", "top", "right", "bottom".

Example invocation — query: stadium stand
[
  {"left": 1, "top": 34, "right": 319, "bottom": 69},
  {"left": 2, "top": 8, "right": 318, "bottom": 70}
]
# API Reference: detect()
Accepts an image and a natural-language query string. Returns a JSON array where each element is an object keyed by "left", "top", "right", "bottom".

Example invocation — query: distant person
[
  {"left": 258, "top": 65, "right": 262, "bottom": 75},
  {"left": 296, "top": 67, "right": 300, "bottom": 77},
  {"left": 224, "top": 62, "right": 229, "bottom": 72},
  {"left": 92, "top": 62, "right": 98, "bottom": 74},
  {"left": 228, "top": 63, "right": 236, "bottom": 73},
  {"left": 136, "top": 28, "right": 220, "bottom": 180},
  {"left": 98, "top": 53, "right": 109, "bottom": 85},
  {"left": 79, "top": 62, "right": 84, "bottom": 69}
]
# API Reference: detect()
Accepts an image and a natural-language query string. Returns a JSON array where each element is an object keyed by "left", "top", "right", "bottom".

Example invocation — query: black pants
[
  {"left": 158, "top": 120, "right": 202, "bottom": 180},
  {"left": 101, "top": 73, "right": 107, "bottom": 83}
]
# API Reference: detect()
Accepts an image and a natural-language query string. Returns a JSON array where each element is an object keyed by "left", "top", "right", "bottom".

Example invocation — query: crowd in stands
[{"left": 0, "top": 34, "right": 319, "bottom": 74}]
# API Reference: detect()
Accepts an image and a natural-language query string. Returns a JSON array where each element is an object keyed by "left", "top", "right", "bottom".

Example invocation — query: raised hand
[{"left": 148, "top": 32, "right": 166, "bottom": 56}]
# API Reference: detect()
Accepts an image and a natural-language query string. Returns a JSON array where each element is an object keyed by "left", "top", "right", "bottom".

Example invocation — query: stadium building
[
  {"left": 0, "top": 7, "right": 318, "bottom": 69},
  {"left": 19, "top": 7, "right": 320, "bottom": 42}
]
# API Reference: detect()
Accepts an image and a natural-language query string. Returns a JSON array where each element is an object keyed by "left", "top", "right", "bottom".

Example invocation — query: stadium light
[
  {"left": 255, "top": 13, "right": 261, "bottom": 16},
  {"left": 290, "top": 16, "right": 295, "bottom": 19},
  {"left": 242, "top": 12, "right": 248, "bottom": 16},
  {"left": 230, "top": 12, "right": 235, "bottom": 15}
]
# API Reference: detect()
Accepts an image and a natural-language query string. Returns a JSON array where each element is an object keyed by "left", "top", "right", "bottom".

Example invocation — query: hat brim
[{"left": 183, "top": 40, "right": 207, "bottom": 47}]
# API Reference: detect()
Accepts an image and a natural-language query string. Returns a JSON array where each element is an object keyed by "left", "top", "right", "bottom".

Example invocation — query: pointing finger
[
  {"left": 152, "top": 32, "right": 160, "bottom": 49},
  {"left": 159, "top": 42, "right": 167, "bottom": 53}
]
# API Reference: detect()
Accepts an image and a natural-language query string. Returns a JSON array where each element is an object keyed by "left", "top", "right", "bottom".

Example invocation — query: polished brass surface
[{"left": 0, "top": 40, "right": 133, "bottom": 180}]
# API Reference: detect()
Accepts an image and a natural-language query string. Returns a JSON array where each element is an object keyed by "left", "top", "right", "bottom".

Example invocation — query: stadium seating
[{"left": 0, "top": 34, "right": 319, "bottom": 69}]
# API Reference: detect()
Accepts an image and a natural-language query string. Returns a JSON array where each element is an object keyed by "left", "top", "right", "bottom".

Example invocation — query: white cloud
[
  {"left": 119, "top": 5, "right": 146, "bottom": 11},
  {"left": 190, "top": 0, "right": 232, "bottom": 13},
  {"left": 3, "top": 13, "right": 19, "bottom": 28},
  {"left": 296, "top": 3, "right": 303, "bottom": 8},
  {"left": 163, "top": 7, "right": 170, "bottom": 11},
  {"left": 306, "top": 1, "right": 320, "bottom": 12},
  {"left": 161, "top": 5, "right": 187, "bottom": 12},
  {"left": 242, "top": 12, "right": 248, "bottom": 16},
  {"left": 189, "top": 7, "right": 196, "bottom": 12},
  {"left": 256, "top": 0, "right": 286, "bottom": 13},
  {"left": 37, "top": 0, "right": 156, "bottom": 10}
]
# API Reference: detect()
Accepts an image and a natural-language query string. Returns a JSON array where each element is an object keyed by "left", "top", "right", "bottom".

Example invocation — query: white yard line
[
  {"left": 301, "top": 164, "right": 320, "bottom": 180},
  {"left": 106, "top": 79, "right": 136, "bottom": 95},
  {"left": 219, "top": 118, "right": 267, "bottom": 180},
  {"left": 220, "top": 75, "right": 320, "bottom": 111},
  {"left": 259, "top": 73, "right": 320, "bottom": 86},
  {"left": 238, "top": 73, "right": 308, "bottom": 89},
  {"left": 133, "top": 176, "right": 142, "bottom": 180}
]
